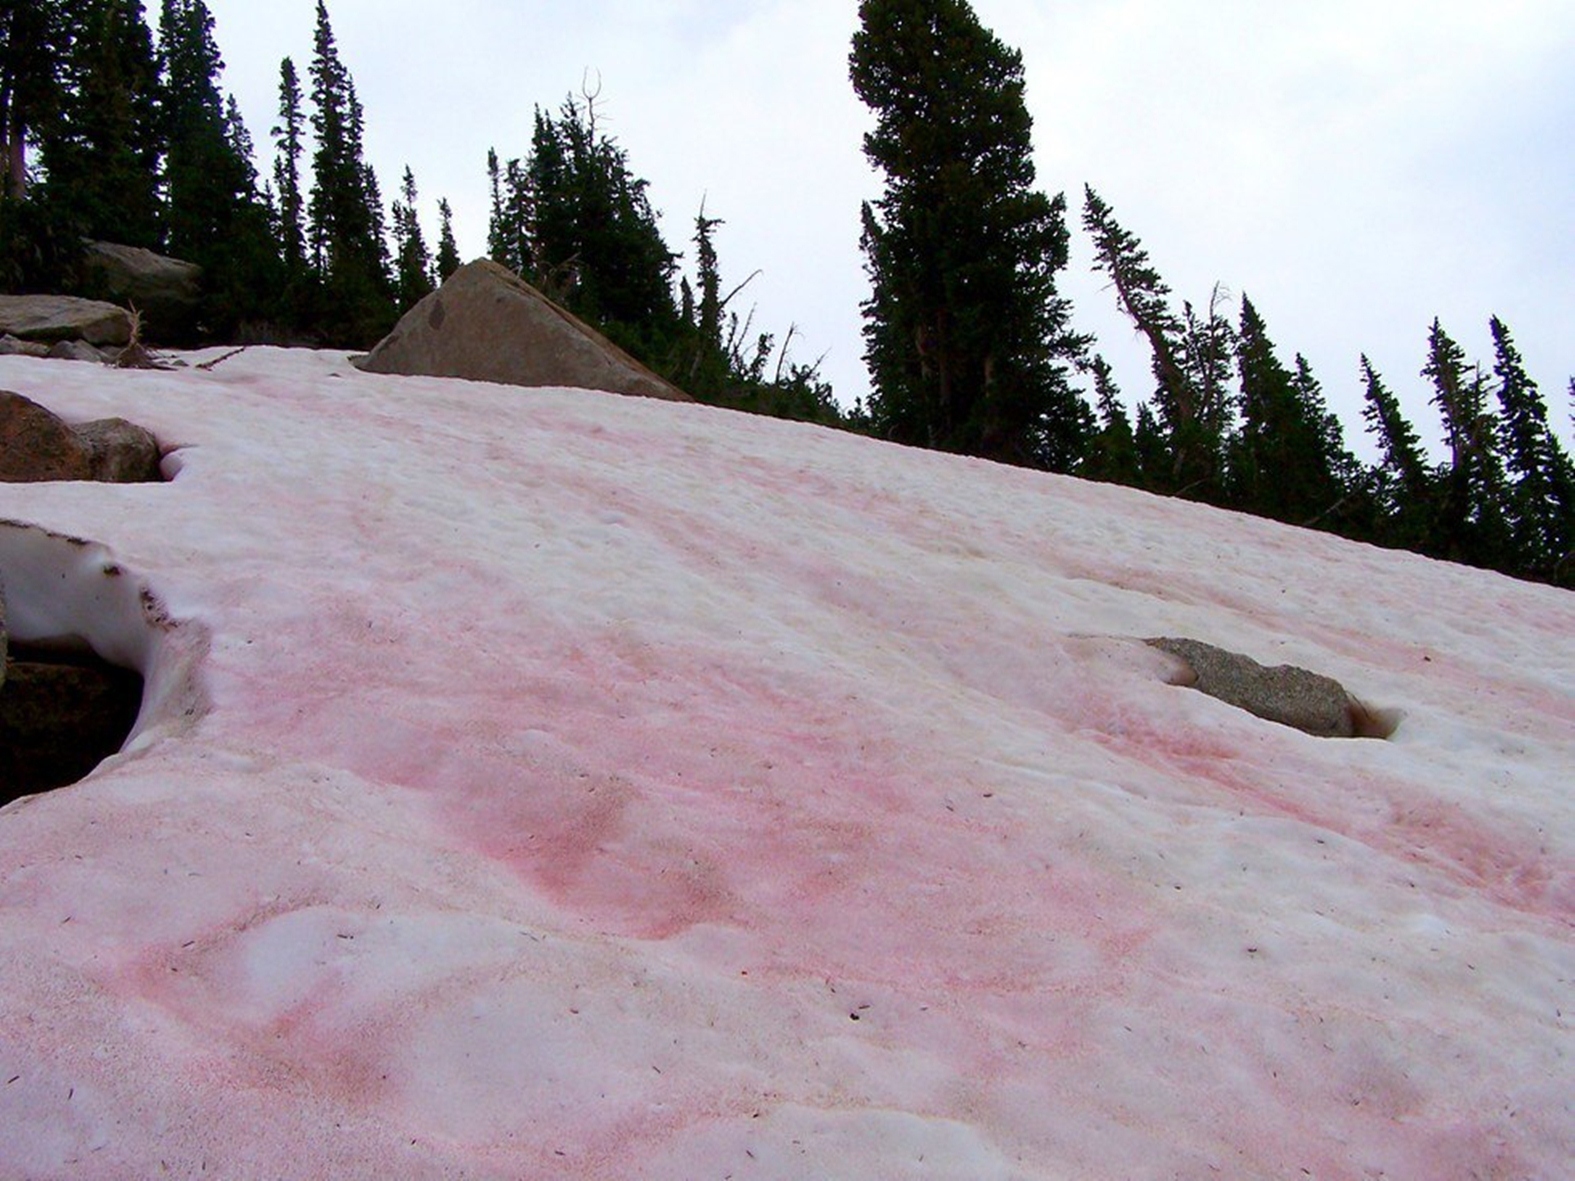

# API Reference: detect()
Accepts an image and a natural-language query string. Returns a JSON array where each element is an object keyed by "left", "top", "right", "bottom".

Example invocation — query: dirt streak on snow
[{"left": 0, "top": 348, "right": 1570, "bottom": 1179}]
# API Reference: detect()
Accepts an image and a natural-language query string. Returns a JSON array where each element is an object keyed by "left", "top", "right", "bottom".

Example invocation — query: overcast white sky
[{"left": 203, "top": 0, "right": 1574, "bottom": 455}]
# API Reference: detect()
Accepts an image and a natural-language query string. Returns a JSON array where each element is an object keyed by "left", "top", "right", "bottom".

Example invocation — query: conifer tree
[
  {"left": 1083, "top": 187, "right": 1226, "bottom": 493},
  {"left": 1226, "top": 296, "right": 1349, "bottom": 524},
  {"left": 158, "top": 0, "right": 277, "bottom": 335},
  {"left": 0, "top": 0, "right": 74, "bottom": 199},
  {"left": 1360, "top": 355, "right": 1435, "bottom": 552},
  {"left": 519, "top": 94, "right": 679, "bottom": 350},
  {"left": 851, "top": 0, "right": 1089, "bottom": 470},
  {"left": 270, "top": 56, "right": 307, "bottom": 282},
  {"left": 41, "top": 0, "right": 162, "bottom": 248},
  {"left": 1423, "top": 319, "right": 1510, "bottom": 566},
  {"left": 1489, "top": 317, "right": 1575, "bottom": 581},
  {"left": 1078, "top": 355, "right": 1141, "bottom": 487},
  {"left": 306, "top": 0, "right": 391, "bottom": 343},
  {"left": 484, "top": 147, "right": 530, "bottom": 277},
  {"left": 435, "top": 197, "right": 460, "bottom": 281},
  {"left": 390, "top": 164, "right": 433, "bottom": 312}
]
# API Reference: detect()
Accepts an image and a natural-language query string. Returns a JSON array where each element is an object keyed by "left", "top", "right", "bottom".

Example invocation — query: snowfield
[{"left": 0, "top": 347, "right": 1569, "bottom": 1179}]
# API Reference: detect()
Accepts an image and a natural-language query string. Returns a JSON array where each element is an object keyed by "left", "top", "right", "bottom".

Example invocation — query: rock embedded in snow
[
  {"left": 1146, "top": 635, "right": 1369, "bottom": 737},
  {"left": 45, "top": 339, "right": 112, "bottom": 364},
  {"left": 73, "top": 416, "right": 162, "bottom": 483},
  {"left": 357, "top": 258, "right": 692, "bottom": 401},
  {"left": 0, "top": 389, "right": 93, "bottom": 481},
  {"left": 0, "top": 333, "right": 51, "bottom": 359},
  {"left": 0, "top": 293, "right": 133, "bottom": 347}
]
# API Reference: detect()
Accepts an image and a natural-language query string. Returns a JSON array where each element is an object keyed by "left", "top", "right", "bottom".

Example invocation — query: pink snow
[{"left": 0, "top": 347, "right": 1569, "bottom": 1179}]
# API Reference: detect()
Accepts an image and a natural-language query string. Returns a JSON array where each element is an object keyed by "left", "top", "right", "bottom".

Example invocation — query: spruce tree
[
  {"left": 157, "top": 0, "right": 279, "bottom": 336},
  {"left": 1083, "top": 187, "right": 1222, "bottom": 493},
  {"left": 851, "top": 0, "right": 1089, "bottom": 470},
  {"left": 390, "top": 164, "right": 433, "bottom": 312},
  {"left": 435, "top": 196, "right": 460, "bottom": 281},
  {"left": 1489, "top": 317, "right": 1575, "bottom": 581},
  {"left": 41, "top": 0, "right": 162, "bottom": 248},
  {"left": 1423, "top": 319, "right": 1510, "bottom": 567},
  {"left": 306, "top": 0, "right": 391, "bottom": 343},
  {"left": 0, "top": 0, "right": 75, "bottom": 200},
  {"left": 270, "top": 56, "right": 307, "bottom": 284},
  {"left": 1226, "top": 296, "right": 1349, "bottom": 524},
  {"left": 1360, "top": 355, "right": 1436, "bottom": 553},
  {"left": 519, "top": 95, "right": 679, "bottom": 351},
  {"left": 1078, "top": 355, "right": 1141, "bottom": 487}
]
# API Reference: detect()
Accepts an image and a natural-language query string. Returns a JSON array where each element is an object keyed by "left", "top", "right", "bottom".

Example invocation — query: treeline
[
  {"left": 0, "top": 0, "right": 842, "bottom": 422},
  {"left": 852, "top": 0, "right": 1574, "bottom": 588},
  {"left": 3, "top": 0, "right": 1570, "bottom": 586}
]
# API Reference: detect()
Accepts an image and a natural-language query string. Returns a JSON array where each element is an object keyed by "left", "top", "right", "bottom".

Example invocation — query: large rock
[
  {"left": 74, "top": 416, "right": 163, "bottom": 482},
  {"left": 81, "top": 241, "right": 202, "bottom": 343},
  {"left": 0, "top": 293, "right": 133, "bottom": 347},
  {"left": 0, "top": 389, "right": 92, "bottom": 481},
  {"left": 357, "top": 259, "right": 692, "bottom": 401},
  {"left": 1146, "top": 636, "right": 1363, "bottom": 738}
]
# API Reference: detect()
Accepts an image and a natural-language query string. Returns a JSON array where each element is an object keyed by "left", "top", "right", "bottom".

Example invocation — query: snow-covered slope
[{"left": 0, "top": 348, "right": 1569, "bottom": 1179}]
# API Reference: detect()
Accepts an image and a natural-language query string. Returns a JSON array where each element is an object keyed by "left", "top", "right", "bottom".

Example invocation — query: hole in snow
[{"left": 0, "top": 520, "right": 206, "bottom": 806}]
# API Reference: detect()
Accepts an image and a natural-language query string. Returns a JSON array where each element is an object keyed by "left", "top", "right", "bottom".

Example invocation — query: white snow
[{"left": 0, "top": 347, "right": 1569, "bottom": 1179}]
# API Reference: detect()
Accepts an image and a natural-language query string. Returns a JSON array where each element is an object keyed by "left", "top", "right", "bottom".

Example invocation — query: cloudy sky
[{"left": 203, "top": 0, "right": 1574, "bottom": 455}]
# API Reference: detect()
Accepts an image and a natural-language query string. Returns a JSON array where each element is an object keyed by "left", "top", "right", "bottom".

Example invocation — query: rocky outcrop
[
  {"left": 81, "top": 241, "right": 202, "bottom": 343},
  {"left": 0, "top": 651, "right": 143, "bottom": 803},
  {"left": 0, "top": 390, "right": 93, "bottom": 481},
  {"left": 1, "top": 391, "right": 162, "bottom": 483},
  {"left": 0, "top": 293, "right": 133, "bottom": 347},
  {"left": 357, "top": 259, "right": 692, "bottom": 402},
  {"left": 1146, "top": 636, "right": 1389, "bottom": 738}
]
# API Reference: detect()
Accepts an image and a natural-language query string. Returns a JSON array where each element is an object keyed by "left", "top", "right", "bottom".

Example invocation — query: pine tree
[
  {"left": 519, "top": 94, "right": 679, "bottom": 352},
  {"left": 1489, "top": 317, "right": 1575, "bottom": 581},
  {"left": 1083, "top": 187, "right": 1223, "bottom": 493},
  {"left": 1078, "top": 355, "right": 1141, "bottom": 486},
  {"left": 435, "top": 196, "right": 460, "bottom": 281},
  {"left": 1423, "top": 319, "right": 1510, "bottom": 567},
  {"left": 1226, "top": 296, "right": 1349, "bottom": 524},
  {"left": 484, "top": 146, "right": 530, "bottom": 277},
  {"left": 158, "top": 0, "right": 279, "bottom": 336},
  {"left": 0, "top": 0, "right": 75, "bottom": 200},
  {"left": 1360, "top": 355, "right": 1436, "bottom": 553},
  {"left": 851, "top": 0, "right": 1090, "bottom": 470},
  {"left": 306, "top": 0, "right": 391, "bottom": 343},
  {"left": 270, "top": 56, "right": 307, "bottom": 282},
  {"left": 39, "top": 0, "right": 162, "bottom": 248},
  {"left": 390, "top": 164, "right": 433, "bottom": 312}
]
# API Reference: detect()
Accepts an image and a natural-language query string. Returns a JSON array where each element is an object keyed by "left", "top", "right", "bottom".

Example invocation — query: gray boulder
[
  {"left": 47, "top": 339, "right": 111, "bottom": 363},
  {"left": 81, "top": 241, "right": 202, "bottom": 343},
  {"left": 0, "top": 293, "right": 133, "bottom": 347},
  {"left": 1146, "top": 636, "right": 1364, "bottom": 738},
  {"left": 0, "top": 390, "right": 93, "bottom": 482},
  {"left": 0, "top": 334, "right": 51, "bottom": 358},
  {"left": 357, "top": 259, "right": 692, "bottom": 402},
  {"left": 74, "top": 417, "right": 162, "bottom": 482}
]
